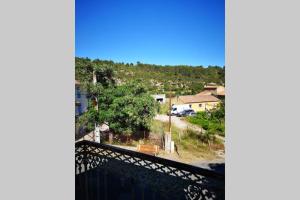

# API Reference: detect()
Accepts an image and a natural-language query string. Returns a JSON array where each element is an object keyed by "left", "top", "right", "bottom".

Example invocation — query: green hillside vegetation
[{"left": 76, "top": 57, "right": 225, "bottom": 95}]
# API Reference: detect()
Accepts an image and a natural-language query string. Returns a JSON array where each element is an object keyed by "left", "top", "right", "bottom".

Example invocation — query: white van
[{"left": 171, "top": 104, "right": 191, "bottom": 115}]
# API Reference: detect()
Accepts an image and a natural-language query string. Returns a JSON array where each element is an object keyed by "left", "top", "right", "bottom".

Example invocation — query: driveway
[
  {"left": 155, "top": 114, "right": 206, "bottom": 132},
  {"left": 154, "top": 114, "right": 188, "bottom": 129}
]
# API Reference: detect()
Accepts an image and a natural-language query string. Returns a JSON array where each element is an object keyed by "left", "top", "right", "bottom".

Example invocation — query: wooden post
[
  {"left": 165, "top": 91, "right": 173, "bottom": 153},
  {"left": 109, "top": 133, "right": 113, "bottom": 144}
]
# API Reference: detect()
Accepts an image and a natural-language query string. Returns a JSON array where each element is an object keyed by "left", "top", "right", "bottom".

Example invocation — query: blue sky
[{"left": 76, "top": 0, "right": 224, "bottom": 67}]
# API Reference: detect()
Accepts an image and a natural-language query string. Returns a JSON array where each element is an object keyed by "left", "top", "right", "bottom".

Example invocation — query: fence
[{"left": 75, "top": 140, "right": 225, "bottom": 200}]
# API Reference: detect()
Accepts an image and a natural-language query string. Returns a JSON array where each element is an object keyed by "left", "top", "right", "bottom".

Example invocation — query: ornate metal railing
[{"left": 75, "top": 140, "right": 225, "bottom": 200}]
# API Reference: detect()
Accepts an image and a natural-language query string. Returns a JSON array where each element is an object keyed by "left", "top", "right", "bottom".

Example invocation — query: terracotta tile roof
[
  {"left": 179, "top": 95, "right": 220, "bottom": 103},
  {"left": 204, "top": 85, "right": 218, "bottom": 89},
  {"left": 196, "top": 90, "right": 213, "bottom": 96},
  {"left": 196, "top": 86, "right": 225, "bottom": 96}
]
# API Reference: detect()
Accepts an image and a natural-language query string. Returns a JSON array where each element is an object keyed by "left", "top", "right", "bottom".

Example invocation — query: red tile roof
[
  {"left": 179, "top": 95, "right": 220, "bottom": 103},
  {"left": 196, "top": 90, "right": 213, "bottom": 96},
  {"left": 204, "top": 85, "right": 218, "bottom": 89}
]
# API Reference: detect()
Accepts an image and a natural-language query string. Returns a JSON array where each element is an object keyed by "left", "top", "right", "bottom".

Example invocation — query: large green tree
[
  {"left": 100, "top": 81, "right": 157, "bottom": 135},
  {"left": 76, "top": 58, "right": 157, "bottom": 138},
  {"left": 76, "top": 58, "right": 116, "bottom": 132}
]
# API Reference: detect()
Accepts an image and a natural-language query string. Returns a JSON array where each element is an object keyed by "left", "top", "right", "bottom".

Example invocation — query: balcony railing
[{"left": 75, "top": 140, "right": 225, "bottom": 200}]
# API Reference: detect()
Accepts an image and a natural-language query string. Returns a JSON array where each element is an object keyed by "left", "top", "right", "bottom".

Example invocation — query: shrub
[{"left": 187, "top": 108, "right": 225, "bottom": 136}]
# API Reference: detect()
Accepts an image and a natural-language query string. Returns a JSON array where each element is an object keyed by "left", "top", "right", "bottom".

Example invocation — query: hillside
[{"left": 75, "top": 57, "right": 225, "bottom": 95}]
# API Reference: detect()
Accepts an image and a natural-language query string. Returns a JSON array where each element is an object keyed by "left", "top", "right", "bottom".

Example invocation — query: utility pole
[
  {"left": 165, "top": 91, "right": 174, "bottom": 153},
  {"left": 168, "top": 92, "right": 172, "bottom": 133}
]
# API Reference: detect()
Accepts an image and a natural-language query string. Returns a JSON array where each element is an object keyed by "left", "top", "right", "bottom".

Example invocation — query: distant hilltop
[{"left": 75, "top": 57, "right": 225, "bottom": 95}]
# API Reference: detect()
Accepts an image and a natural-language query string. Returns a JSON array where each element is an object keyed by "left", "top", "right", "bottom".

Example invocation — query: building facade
[
  {"left": 177, "top": 95, "right": 220, "bottom": 112},
  {"left": 75, "top": 80, "right": 88, "bottom": 116}
]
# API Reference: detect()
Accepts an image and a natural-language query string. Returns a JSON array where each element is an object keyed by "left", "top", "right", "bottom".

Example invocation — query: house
[
  {"left": 151, "top": 94, "right": 166, "bottom": 104},
  {"left": 176, "top": 95, "right": 220, "bottom": 112},
  {"left": 75, "top": 80, "right": 88, "bottom": 116},
  {"left": 196, "top": 84, "right": 225, "bottom": 99}
]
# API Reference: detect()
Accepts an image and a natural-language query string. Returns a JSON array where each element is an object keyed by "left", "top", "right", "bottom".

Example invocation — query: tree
[
  {"left": 76, "top": 58, "right": 157, "bottom": 140},
  {"left": 76, "top": 58, "right": 115, "bottom": 134},
  {"left": 100, "top": 81, "right": 157, "bottom": 137}
]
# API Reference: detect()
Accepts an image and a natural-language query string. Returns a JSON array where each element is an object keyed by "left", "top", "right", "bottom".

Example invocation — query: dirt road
[
  {"left": 154, "top": 114, "right": 188, "bottom": 129},
  {"left": 155, "top": 114, "right": 206, "bottom": 133}
]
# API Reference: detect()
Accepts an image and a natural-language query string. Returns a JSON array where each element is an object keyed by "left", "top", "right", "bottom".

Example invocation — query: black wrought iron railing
[{"left": 75, "top": 140, "right": 225, "bottom": 200}]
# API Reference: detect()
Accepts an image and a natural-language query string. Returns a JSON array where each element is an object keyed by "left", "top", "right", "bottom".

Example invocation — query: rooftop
[
  {"left": 179, "top": 95, "right": 220, "bottom": 103},
  {"left": 196, "top": 90, "right": 213, "bottom": 96},
  {"left": 196, "top": 90, "right": 225, "bottom": 96},
  {"left": 204, "top": 85, "right": 218, "bottom": 89}
]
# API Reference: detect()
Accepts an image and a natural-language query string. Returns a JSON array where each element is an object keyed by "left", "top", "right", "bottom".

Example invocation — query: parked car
[
  {"left": 177, "top": 109, "right": 196, "bottom": 117},
  {"left": 170, "top": 104, "right": 191, "bottom": 115}
]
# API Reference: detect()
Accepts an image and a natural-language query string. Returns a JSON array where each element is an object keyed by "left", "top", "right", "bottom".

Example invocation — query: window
[
  {"left": 157, "top": 98, "right": 163, "bottom": 102},
  {"left": 199, "top": 104, "right": 202, "bottom": 107}
]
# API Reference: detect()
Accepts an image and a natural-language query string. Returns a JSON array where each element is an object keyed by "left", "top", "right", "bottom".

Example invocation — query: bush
[
  {"left": 158, "top": 102, "right": 169, "bottom": 115},
  {"left": 201, "top": 120, "right": 209, "bottom": 130},
  {"left": 187, "top": 108, "right": 225, "bottom": 136},
  {"left": 216, "top": 123, "right": 225, "bottom": 132}
]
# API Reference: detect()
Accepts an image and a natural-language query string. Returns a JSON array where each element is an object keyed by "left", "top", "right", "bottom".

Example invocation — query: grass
[
  {"left": 150, "top": 120, "right": 223, "bottom": 163},
  {"left": 104, "top": 119, "right": 224, "bottom": 164}
]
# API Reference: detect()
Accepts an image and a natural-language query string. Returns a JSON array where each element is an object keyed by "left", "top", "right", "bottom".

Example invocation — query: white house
[
  {"left": 151, "top": 94, "right": 166, "bottom": 104},
  {"left": 75, "top": 80, "right": 88, "bottom": 116}
]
